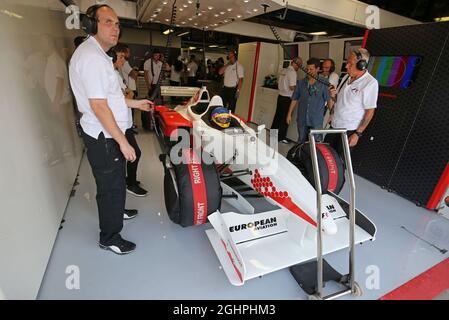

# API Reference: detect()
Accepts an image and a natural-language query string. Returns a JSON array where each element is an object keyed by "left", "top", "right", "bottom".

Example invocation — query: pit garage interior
[{"left": 1, "top": 0, "right": 449, "bottom": 300}]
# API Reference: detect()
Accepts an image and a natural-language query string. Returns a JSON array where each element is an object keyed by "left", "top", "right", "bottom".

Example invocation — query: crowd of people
[{"left": 272, "top": 51, "right": 378, "bottom": 159}]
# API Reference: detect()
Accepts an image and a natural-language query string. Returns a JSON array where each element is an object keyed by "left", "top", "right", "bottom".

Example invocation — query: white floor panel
[{"left": 37, "top": 133, "right": 449, "bottom": 300}]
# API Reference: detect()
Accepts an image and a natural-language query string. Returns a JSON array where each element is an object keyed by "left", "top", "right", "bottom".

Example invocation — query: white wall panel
[{"left": 0, "top": 0, "right": 83, "bottom": 299}]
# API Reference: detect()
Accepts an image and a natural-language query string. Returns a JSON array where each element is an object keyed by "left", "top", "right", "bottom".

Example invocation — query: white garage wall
[{"left": 0, "top": 0, "right": 83, "bottom": 299}]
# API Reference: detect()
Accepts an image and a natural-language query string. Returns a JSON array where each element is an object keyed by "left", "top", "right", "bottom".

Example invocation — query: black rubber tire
[
  {"left": 163, "top": 149, "right": 222, "bottom": 227},
  {"left": 287, "top": 142, "right": 345, "bottom": 194}
]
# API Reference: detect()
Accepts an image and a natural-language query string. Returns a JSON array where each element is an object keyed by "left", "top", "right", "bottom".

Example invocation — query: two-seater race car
[{"left": 153, "top": 86, "right": 376, "bottom": 288}]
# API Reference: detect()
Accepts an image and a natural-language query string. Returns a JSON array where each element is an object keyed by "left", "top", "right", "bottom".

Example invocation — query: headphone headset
[
  {"left": 354, "top": 50, "right": 368, "bottom": 71},
  {"left": 82, "top": 4, "right": 111, "bottom": 35}
]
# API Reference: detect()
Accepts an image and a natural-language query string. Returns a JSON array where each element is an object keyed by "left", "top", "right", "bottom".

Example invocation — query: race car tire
[
  {"left": 163, "top": 149, "right": 222, "bottom": 227},
  {"left": 287, "top": 142, "right": 345, "bottom": 194}
]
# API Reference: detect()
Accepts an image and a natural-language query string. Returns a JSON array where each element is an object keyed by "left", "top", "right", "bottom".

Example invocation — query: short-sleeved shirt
[
  {"left": 331, "top": 72, "right": 378, "bottom": 130},
  {"left": 278, "top": 65, "right": 297, "bottom": 97},
  {"left": 120, "top": 61, "right": 136, "bottom": 91},
  {"left": 292, "top": 77, "right": 330, "bottom": 128},
  {"left": 143, "top": 59, "right": 163, "bottom": 85},
  {"left": 327, "top": 72, "right": 340, "bottom": 88},
  {"left": 187, "top": 61, "right": 198, "bottom": 77},
  {"left": 223, "top": 61, "right": 244, "bottom": 88},
  {"left": 69, "top": 36, "right": 129, "bottom": 139}
]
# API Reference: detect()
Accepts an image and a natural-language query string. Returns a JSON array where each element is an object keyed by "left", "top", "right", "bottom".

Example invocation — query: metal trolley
[{"left": 292, "top": 129, "right": 363, "bottom": 300}]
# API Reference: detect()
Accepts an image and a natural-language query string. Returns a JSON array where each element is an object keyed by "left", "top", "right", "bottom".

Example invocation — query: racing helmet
[{"left": 211, "top": 107, "right": 231, "bottom": 129}]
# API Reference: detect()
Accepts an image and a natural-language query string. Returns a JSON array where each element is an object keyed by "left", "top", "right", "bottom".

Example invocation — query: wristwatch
[{"left": 355, "top": 131, "right": 363, "bottom": 137}]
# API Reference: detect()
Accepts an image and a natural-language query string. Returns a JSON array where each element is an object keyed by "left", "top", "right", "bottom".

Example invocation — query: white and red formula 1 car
[{"left": 154, "top": 87, "right": 376, "bottom": 286}]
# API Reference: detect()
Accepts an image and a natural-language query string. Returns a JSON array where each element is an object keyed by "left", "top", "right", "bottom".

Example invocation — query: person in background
[
  {"left": 170, "top": 60, "right": 183, "bottom": 86},
  {"left": 271, "top": 57, "right": 301, "bottom": 143},
  {"left": 111, "top": 46, "right": 149, "bottom": 198},
  {"left": 286, "top": 57, "right": 331, "bottom": 144},
  {"left": 218, "top": 49, "right": 244, "bottom": 113},
  {"left": 142, "top": 49, "right": 162, "bottom": 130},
  {"left": 187, "top": 54, "right": 198, "bottom": 87},
  {"left": 321, "top": 58, "right": 339, "bottom": 88}
]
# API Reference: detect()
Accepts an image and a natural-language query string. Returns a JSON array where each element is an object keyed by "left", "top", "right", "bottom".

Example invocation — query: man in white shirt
[
  {"left": 118, "top": 43, "right": 138, "bottom": 130},
  {"left": 143, "top": 49, "right": 162, "bottom": 130},
  {"left": 187, "top": 54, "right": 198, "bottom": 87},
  {"left": 219, "top": 49, "right": 244, "bottom": 113},
  {"left": 271, "top": 57, "right": 301, "bottom": 143},
  {"left": 321, "top": 59, "right": 340, "bottom": 88},
  {"left": 70, "top": 4, "right": 152, "bottom": 254},
  {"left": 326, "top": 48, "right": 378, "bottom": 157}
]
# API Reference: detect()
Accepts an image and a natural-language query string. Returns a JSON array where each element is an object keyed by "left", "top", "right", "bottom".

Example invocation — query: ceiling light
[
  {"left": 188, "top": 0, "right": 193, "bottom": 3},
  {"left": 244, "top": 0, "right": 250, "bottom": 2},
  {"left": 236, "top": 14, "right": 242, "bottom": 18},
  {"left": 155, "top": 8, "right": 162, "bottom": 12},
  {"left": 207, "top": 6, "right": 214, "bottom": 10},
  {"left": 165, "top": 18, "right": 170, "bottom": 22},
  {"left": 188, "top": 17, "right": 193, "bottom": 21},
  {"left": 209, "top": 45, "right": 219, "bottom": 48},
  {"left": 214, "top": 14, "right": 219, "bottom": 17},
  {"left": 179, "top": 8, "right": 184, "bottom": 11},
  {"left": 198, "top": 13, "right": 202, "bottom": 16},
  {"left": 253, "top": 8, "right": 258, "bottom": 12},
  {"left": 227, "top": 8, "right": 232, "bottom": 12},
  {"left": 309, "top": 31, "right": 327, "bottom": 36},
  {"left": 181, "top": 21, "right": 186, "bottom": 24},
  {"left": 151, "top": 14, "right": 157, "bottom": 17},
  {"left": 435, "top": 16, "right": 449, "bottom": 22},
  {"left": 177, "top": 31, "right": 190, "bottom": 36},
  {"left": 162, "top": 1, "right": 168, "bottom": 4},
  {"left": 194, "top": 23, "right": 198, "bottom": 25},
  {"left": 183, "top": 4, "right": 188, "bottom": 8},
  {"left": 163, "top": 29, "right": 174, "bottom": 35},
  {"left": 220, "top": 12, "right": 225, "bottom": 15},
  {"left": 189, "top": 46, "right": 197, "bottom": 50}
]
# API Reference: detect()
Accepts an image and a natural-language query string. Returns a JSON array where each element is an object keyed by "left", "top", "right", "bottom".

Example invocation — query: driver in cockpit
[{"left": 210, "top": 106, "right": 231, "bottom": 130}]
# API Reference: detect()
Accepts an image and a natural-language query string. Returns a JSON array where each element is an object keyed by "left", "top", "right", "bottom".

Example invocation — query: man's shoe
[
  {"left": 99, "top": 236, "right": 136, "bottom": 255},
  {"left": 124, "top": 209, "right": 138, "bottom": 220},
  {"left": 126, "top": 184, "right": 148, "bottom": 197}
]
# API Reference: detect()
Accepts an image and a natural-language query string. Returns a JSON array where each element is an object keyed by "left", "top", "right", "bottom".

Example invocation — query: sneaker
[
  {"left": 99, "top": 236, "right": 136, "bottom": 255},
  {"left": 126, "top": 184, "right": 148, "bottom": 197},
  {"left": 124, "top": 209, "right": 138, "bottom": 220}
]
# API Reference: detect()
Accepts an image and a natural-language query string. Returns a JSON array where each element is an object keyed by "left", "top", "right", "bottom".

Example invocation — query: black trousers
[
  {"left": 125, "top": 128, "right": 141, "bottom": 186},
  {"left": 271, "top": 95, "right": 291, "bottom": 141},
  {"left": 324, "top": 127, "right": 356, "bottom": 159},
  {"left": 221, "top": 86, "right": 238, "bottom": 113},
  {"left": 82, "top": 132, "right": 125, "bottom": 244},
  {"left": 187, "top": 76, "right": 198, "bottom": 87}
]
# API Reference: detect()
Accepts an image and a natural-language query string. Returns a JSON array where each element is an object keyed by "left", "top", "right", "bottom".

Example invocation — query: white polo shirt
[
  {"left": 332, "top": 71, "right": 378, "bottom": 131},
  {"left": 143, "top": 58, "right": 163, "bottom": 85},
  {"left": 69, "top": 36, "right": 129, "bottom": 139},
  {"left": 278, "top": 65, "right": 297, "bottom": 97},
  {"left": 223, "top": 61, "right": 244, "bottom": 88},
  {"left": 327, "top": 72, "right": 340, "bottom": 88},
  {"left": 187, "top": 61, "right": 198, "bottom": 77},
  {"left": 120, "top": 61, "right": 136, "bottom": 91}
]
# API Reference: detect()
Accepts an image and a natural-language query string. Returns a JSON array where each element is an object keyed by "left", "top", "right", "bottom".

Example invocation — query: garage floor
[{"left": 37, "top": 130, "right": 449, "bottom": 300}]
